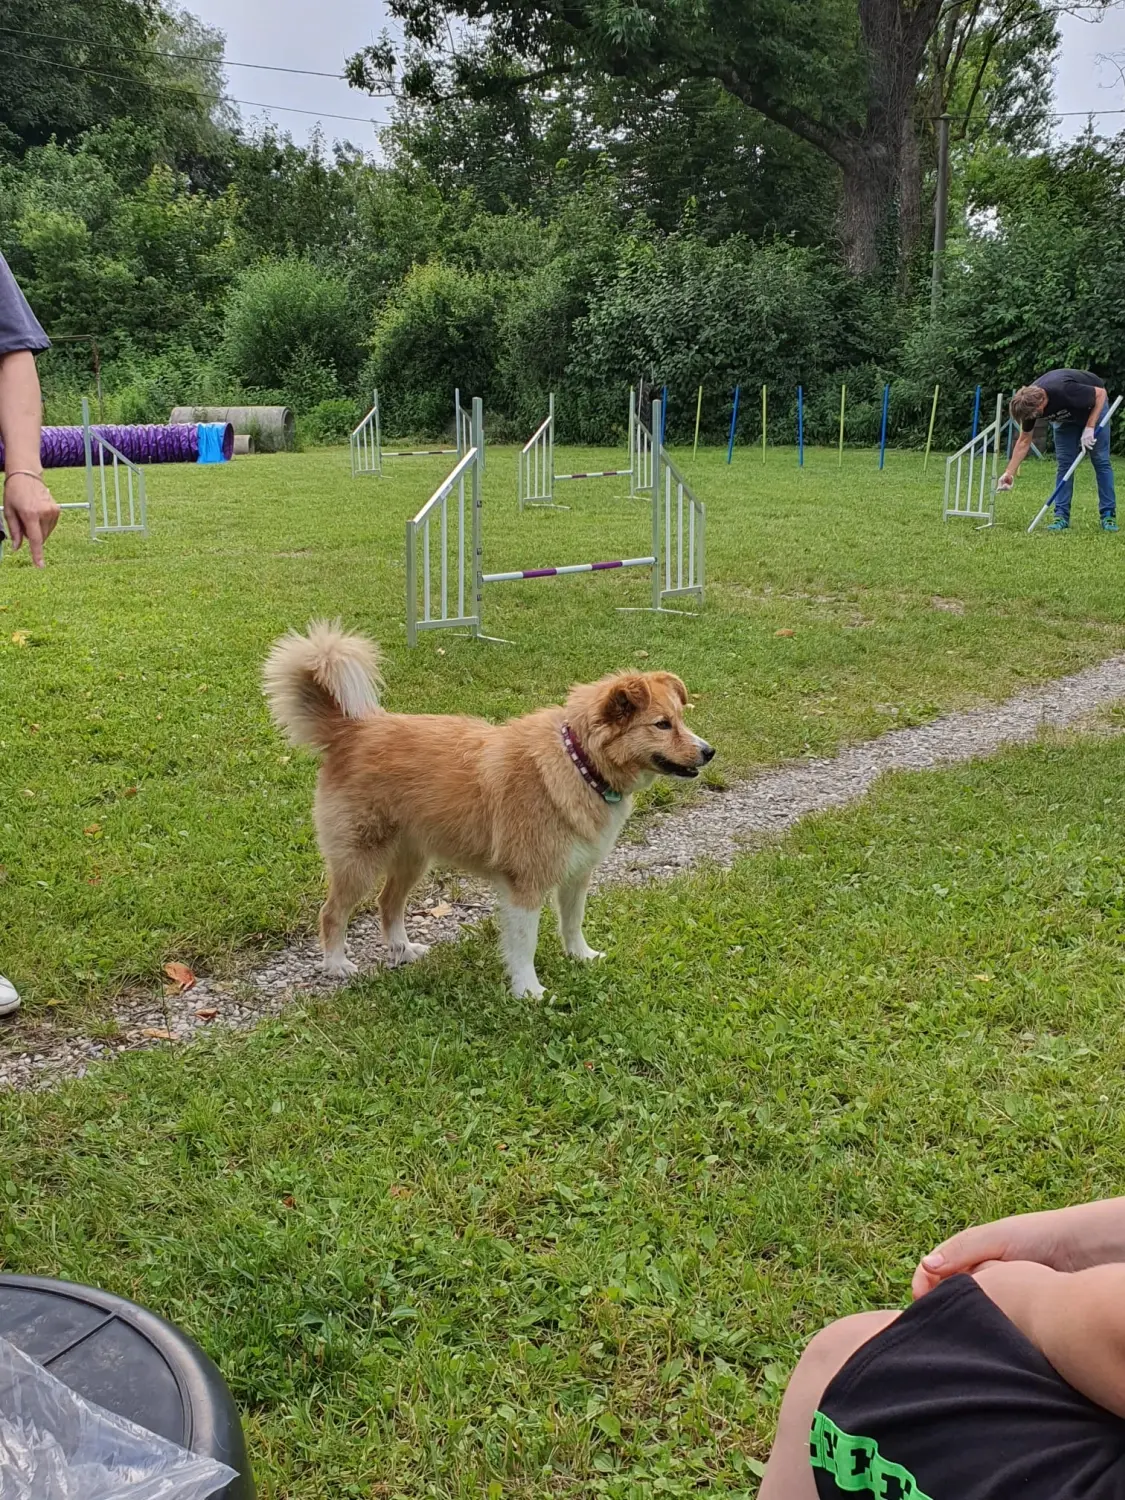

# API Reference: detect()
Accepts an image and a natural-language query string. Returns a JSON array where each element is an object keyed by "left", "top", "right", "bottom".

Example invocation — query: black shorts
[{"left": 812, "top": 1274, "right": 1125, "bottom": 1499}]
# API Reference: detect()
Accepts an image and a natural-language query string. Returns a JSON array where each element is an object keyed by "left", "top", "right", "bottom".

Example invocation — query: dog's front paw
[
  {"left": 323, "top": 955, "right": 359, "bottom": 979},
  {"left": 511, "top": 974, "right": 545, "bottom": 1000},
  {"left": 387, "top": 940, "right": 430, "bottom": 966},
  {"left": 566, "top": 940, "right": 605, "bottom": 962}
]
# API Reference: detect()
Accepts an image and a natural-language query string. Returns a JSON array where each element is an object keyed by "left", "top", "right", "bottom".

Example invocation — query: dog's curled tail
[{"left": 263, "top": 621, "right": 383, "bottom": 750}]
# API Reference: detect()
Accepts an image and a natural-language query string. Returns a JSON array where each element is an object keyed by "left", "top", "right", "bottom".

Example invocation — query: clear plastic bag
[{"left": 0, "top": 1336, "right": 236, "bottom": 1500}]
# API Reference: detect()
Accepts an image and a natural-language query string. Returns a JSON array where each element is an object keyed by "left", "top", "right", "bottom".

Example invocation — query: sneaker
[
  {"left": 1046, "top": 517, "right": 1070, "bottom": 532},
  {"left": 0, "top": 976, "right": 19, "bottom": 1018},
  {"left": 1102, "top": 516, "right": 1119, "bottom": 532}
]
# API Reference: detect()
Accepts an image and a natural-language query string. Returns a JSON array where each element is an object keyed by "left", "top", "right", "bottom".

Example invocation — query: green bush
[
  {"left": 302, "top": 398, "right": 360, "bottom": 445},
  {"left": 369, "top": 261, "right": 498, "bottom": 436},
  {"left": 220, "top": 258, "right": 362, "bottom": 393}
]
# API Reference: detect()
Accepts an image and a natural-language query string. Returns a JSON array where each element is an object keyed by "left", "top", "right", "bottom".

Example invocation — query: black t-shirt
[{"left": 1024, "top": 369, "right": 1104, "bottom": 430}]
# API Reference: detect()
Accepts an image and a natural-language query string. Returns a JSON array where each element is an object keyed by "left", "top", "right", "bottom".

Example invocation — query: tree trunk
[{"left": 837, "top": 137, "right": 899, "bottom": 277}]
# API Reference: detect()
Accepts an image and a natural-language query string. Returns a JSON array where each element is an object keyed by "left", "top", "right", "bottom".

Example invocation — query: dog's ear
[
  {"left": 650, "top": 672, "right": 688, "bottom": 706},
  {"left": 600, "top": 674, "right": 651, "bottom": 722}
]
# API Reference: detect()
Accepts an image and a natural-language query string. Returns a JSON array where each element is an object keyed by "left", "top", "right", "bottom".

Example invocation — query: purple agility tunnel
[{"left": 0, "top": 422, "right": 234, "bottom": 468}]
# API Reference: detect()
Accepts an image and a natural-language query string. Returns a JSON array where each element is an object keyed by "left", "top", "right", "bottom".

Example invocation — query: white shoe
[{"left": 0, "top": 976, "right": 20, "bottom": 1017}]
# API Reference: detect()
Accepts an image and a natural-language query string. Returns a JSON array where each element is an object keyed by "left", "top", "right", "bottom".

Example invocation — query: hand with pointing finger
[{"left": 3, "top": 471, "right": 59, "bottom": 567}]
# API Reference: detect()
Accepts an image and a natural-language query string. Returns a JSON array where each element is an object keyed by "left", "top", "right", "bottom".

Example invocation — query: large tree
[{"left": 348, "top": 0, "right": 1111, "bottom": 277}]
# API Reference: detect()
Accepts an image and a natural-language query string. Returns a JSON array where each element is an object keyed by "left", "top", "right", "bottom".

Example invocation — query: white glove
[
  {"left": 1081, "top": 426, "right": 1097, "bottom": 451},
  {"left": 997, "top": 473, "right": 1014, "bottom": 491}
]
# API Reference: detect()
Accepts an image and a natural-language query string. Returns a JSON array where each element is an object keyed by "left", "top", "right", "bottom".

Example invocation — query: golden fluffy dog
[{"left": 263, "top": 623, "right": 714, "bottom": 997}]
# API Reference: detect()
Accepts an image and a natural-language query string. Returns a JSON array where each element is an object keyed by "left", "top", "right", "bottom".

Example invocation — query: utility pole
[{"left": 930, "top": 112, "right": 951, "bottom": 318}]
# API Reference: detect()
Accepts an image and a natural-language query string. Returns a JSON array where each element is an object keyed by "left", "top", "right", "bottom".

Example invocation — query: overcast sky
[{"left": 186, "top": 0, "right": 1125, "bottom": 152}]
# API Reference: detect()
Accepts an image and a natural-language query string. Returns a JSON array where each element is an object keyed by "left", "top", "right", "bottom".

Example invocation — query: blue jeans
[{"left": 1052, "top": 420, "right": 1117, "bottom": 523}]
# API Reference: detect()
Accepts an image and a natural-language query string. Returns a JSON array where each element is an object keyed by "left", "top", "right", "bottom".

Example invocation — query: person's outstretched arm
[
  {"left": 913, "top": 1196, "right": 1125, "bottom": 1297},
  {"left": 0, "top": 349, "right": 58, "bottom": 566},
  {"left": 998, "top": 428, "right": 1035, "bottom": 488}
]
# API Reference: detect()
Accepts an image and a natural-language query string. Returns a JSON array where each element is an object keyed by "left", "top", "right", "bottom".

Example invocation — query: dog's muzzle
[{"left": 653, "top": 735, "right": 715, "bottom": 778}]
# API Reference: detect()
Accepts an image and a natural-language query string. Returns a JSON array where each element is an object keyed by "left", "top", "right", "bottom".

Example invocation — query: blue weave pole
[
  {"left": 726, "top": 384, "right": 740, "bottom": 464},
  {"left": 878, "top": 383, "right": 889, "bottom": 470},
  {"left": 971, "top": 384, "right": 982, "bottom": 441},
  {"left": 797, "top": 386, "right": 804, "bottom": 467}
]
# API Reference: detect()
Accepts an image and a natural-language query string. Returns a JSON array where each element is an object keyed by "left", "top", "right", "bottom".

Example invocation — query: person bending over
[
  {"left": 760, "top": 1196, "right": 1125, "bottom": 1498},
  {"left": 0, "top": 250, "right": 58, "bottom": 1019},
  {"left": 999, "top": 369, "right": 1117, "bottom": 533}
]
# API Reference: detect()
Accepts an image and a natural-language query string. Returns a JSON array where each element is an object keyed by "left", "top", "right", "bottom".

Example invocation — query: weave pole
[
  {"left": 726, "top": 384, "right": 740, "bottom": 464},
  {"left": 923, "top": 384, "right": 940, "bottom": 473},
  {"left": 1027, "top": 393, "right": 1123, "bottom": 533},
  {"left": 970, "top": 384, "right": 982, "bottom": 442},
  {"left": 797, "top": 386, "right": 804, "bottom": 468},
  {"left": 878, "top": 384, "right": 889, "bottom": 470},
  {"left": 693, "top": 385, "right": 703, "bottom": 460},
  {"left": 762, "top": 385, "right": 767, "bottom": 464},
  {"left": 837, "top": 384, "right": 846, "bottom": 468}
]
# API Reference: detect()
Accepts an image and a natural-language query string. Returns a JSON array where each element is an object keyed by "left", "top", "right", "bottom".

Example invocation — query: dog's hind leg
[
  {"left": 320, "top": 845, "right": 382, "bottom": 979},
  {"left": 497, "top": 893, "right": 545, "bottom": 999},
  {"left": 556, "top": 873, "right": 604, "bottom": 962},
  {"left": 378, "top": 843, "right": 431, "bottom": 965}
]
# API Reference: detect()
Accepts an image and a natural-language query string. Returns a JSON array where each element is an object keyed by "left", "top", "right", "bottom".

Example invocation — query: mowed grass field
[
  {"left": 4, "top": 439, "right": 1125, "bottom": 1496},
  {"left": 2, "top": 438, "right": 1124, "bottom": 1017},
  {"left": 5, "top": 731, "right": 1125, "bottom": 1498}
]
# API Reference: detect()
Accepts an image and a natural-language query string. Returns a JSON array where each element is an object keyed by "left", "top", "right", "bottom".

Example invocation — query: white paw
[
  {"left": 511, "top": 974, "right": 545, "bottom": 1000},
  {"left": 323, "top": 955, "right": 359, "bottom": 979},
  {"left": 566, "top": 942, "right": 605, "bottom": 962},
  {"left": 387, "top": 940, "right": 430, "bottom": 966}
]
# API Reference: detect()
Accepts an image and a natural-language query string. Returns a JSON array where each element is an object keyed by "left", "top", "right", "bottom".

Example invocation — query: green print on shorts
[{"left": 810, "top": 1411, "right": 934, "bottom": 1499}]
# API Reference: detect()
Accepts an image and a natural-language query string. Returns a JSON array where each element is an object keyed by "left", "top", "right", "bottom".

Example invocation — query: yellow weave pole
[
  {"left": 693, "top": 384, "right": 703, "bottom": 459},
  {"left": 923, "top": 383, "right": 940, "bottom": 473},
  {"left": 838, "top": 384, "right": 846, "bottom": 468},
  {"left": 761, "top": 384, "right": 767, "bottom": 464}
]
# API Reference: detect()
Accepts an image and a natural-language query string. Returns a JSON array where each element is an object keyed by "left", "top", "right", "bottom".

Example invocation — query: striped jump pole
[
  {"left": 923, "top": 384, "right": 940, "bottom": 473},
  {"left": 485, "top": 557, "right": 655, "bottom": 583},
  {"left": 727, "top": 384, "right": 740, "bottom": 464},
  {"left": 878, "top": 383, "right": 889, "bottom": 470},
  {"left": 797, "top": 385, "right": 804, "bottom": 468}
]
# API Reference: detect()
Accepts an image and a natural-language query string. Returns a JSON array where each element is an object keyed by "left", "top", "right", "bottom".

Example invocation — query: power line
[
  {"left": 0, "top": 23, "right": 350, "bottom": 83},
  {"left": 2, "top": 44, "right": 394, "bottom": 124}
]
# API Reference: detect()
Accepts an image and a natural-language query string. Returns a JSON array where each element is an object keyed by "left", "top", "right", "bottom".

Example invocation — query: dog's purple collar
[{"left": 561, "top": 723, "right": 622, "bottom": 803}]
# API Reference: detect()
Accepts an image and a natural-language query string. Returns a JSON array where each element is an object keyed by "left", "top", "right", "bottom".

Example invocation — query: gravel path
[{"left": 5, "top": 654, "right": 1125, "bottom": 1094}]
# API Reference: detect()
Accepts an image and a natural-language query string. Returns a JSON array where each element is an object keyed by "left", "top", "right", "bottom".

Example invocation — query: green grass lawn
[
  {"left": 5, "top": 730, "right": 1125, "bottom": 1498},
  {"left": 2, "top": 439, "right": 1123, "bottom": 1018}
]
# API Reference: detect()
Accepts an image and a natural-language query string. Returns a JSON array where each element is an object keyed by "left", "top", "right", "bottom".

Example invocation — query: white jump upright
[
  {"left": 943, "top": 392, "right": 1003, "bottom": 527},
  {"left": 408, "top": 397, "right": 704, "bottom": 645},
  {"left": 518, "top": 388, "right": 648, "bottom": 511},
  {"left": 54, "top": 397, "right": 148, "bottom": 539},
  {"left": 352, "top": 389, "right": 476, "bottom": 479}
]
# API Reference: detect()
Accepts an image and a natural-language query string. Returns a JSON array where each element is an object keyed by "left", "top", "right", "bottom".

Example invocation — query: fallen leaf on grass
[
  {"left": 194, "top": 1007, "right": 219, "bottom": 1021},
  {"left": 83, "top": 823, "right": 101, "bottom": 837},
  {"left": 427, "top": 902, "right": 454, "bottom": 919},
  {"left": 142, "top": 1027, "right": 176, "bottom": 1041},
  {"left": 162, "top": 961, "right": 196, "bottom": 992},
  {"left": 10, "top": 631, "right": 30, "bottom": 647},
  {"left": 389, "top": 1184, "right": 413, "bottom": 1199},
  {"left": 774, "top": 628, "right": 795, "bottom": 638},
  {"left": 282, "top": 1195, "right": 296, "bottom": 1209},
  {"left": 123, "top": 786, "right": 138, "bottom": 798}
]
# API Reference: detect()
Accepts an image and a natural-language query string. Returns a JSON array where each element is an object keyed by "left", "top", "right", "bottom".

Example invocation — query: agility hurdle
[
  {"left": 409, "top": 397, "right": 703, "bottom": 646},
  {"left": 943, "top": 393, "right": 1003, "bottom": 527},
  {"left": 351, "top": 389, "right": 477, "bottom": 479},
  {"left": 517, "top": 389, "right": 650, "bottom": 511},
  {"left": 51, "top": 398, "right": 147, "bottom": 540}
]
